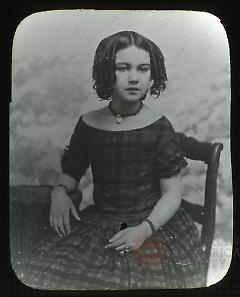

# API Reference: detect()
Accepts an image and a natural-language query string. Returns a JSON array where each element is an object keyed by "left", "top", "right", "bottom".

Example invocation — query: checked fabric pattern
[{"left": 17, "top": 115, "right": 206, "bottom": 289}]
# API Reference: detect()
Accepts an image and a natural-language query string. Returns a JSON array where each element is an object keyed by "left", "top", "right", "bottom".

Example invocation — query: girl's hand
[
  {"left": 50, "top": 187, "right": 81, "bottom": 237},
  {"left": 105, "top": 223, "right": 152, "bottom": 252}
]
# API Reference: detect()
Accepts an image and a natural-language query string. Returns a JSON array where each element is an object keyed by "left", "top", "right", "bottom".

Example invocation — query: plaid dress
[{"left": 18, "top": 115, "right": 206, "bottom": 289}]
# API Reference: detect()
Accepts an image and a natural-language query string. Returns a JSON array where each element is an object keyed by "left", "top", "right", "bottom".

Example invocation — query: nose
[{"left": 128, "top": 69, "right": 139, "bottom": 83}]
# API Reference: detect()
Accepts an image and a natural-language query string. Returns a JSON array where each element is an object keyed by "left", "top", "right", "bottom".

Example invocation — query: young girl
[{"left": 19, "top": 31, "right": 206, "bottom": 289}]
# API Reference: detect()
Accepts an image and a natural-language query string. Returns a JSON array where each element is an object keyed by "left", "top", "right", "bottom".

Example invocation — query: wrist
[
  {"left": 52, "top": 185, "right": 70, "bottom": 196},
  {"left": 139, "top": 221, "right": 153, "bottom": 239}
]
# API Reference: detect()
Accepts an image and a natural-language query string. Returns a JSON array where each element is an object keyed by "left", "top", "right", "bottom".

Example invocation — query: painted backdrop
[{"left": 10, "top": 10, "right": 232, "bottom": 285}]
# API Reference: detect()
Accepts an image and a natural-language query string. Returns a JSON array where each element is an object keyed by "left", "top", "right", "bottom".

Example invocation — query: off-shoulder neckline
[{"left": 79, "top": 114, "right": 166, "bottom": 132}]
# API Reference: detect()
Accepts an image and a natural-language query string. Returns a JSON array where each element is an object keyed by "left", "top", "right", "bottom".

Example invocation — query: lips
[{"left": 126, "top": 88, "right": 140, "bottom": 91}]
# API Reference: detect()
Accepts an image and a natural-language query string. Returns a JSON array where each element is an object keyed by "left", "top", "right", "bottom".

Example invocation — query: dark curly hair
[{"left": 92, "top": 31, "right": 167, "bottom": 100}]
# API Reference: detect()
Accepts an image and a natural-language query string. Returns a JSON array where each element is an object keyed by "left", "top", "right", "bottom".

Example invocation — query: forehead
[{"left": 115, "top": 45, "right": 150, "bottom": 64}]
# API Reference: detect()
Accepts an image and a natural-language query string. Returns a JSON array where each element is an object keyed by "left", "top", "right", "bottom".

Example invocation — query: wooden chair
[
  {"left": 176, "top": 133, "right": 223, "bottom": 277},
  {"left": 10, "top": 134, "right": 223, "bottom": 283}
]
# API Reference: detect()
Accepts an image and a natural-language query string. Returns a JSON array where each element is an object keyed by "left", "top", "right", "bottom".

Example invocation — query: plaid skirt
[{"left": 16, "top": 204, "right": 206, "bottom": 290}]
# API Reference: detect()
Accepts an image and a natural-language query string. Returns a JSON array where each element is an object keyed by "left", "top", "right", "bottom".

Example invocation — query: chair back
[{"left": 177, "top": 133, "right": 223, "bottom": 274}]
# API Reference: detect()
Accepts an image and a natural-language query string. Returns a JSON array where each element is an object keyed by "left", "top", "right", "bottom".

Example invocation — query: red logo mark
[{"left": 133, "top": 238, "right": 165, "bottom": 269}]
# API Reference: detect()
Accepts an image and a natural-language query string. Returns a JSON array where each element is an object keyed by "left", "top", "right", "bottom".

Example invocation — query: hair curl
[{"left": 92, "top": 31, "right": 167, "bottom": 100}]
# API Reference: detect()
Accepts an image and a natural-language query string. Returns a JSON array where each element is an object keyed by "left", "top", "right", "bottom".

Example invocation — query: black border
[{"left": 1, "top": 0, "right": 239, "bottom": 296}]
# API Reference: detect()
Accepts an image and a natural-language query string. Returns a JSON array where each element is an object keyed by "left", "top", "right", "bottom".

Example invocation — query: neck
[{"left": 110, "top": 99, "right": 143, "bottom": 116}]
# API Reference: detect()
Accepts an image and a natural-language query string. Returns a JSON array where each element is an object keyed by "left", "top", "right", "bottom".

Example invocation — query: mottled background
[{"left": 10, "top": 10, "right": 232, "bottom": 285}]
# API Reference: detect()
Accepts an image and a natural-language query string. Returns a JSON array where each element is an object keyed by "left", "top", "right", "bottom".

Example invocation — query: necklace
[{"left": 108, "top": 101, "right": 143, "bottom": 124}]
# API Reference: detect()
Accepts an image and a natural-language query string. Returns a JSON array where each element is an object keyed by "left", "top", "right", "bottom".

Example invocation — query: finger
[
  {"left": 115, "top": 243, "right": 130, "bottom": 251},
  {"left": 105, "top": 237, "right": 126, "bottom": 249},
  {"left": 119, "top": 248, "right": 131, "bottom": 255},
  {"left": 119, "top": 247, "right": 131, "bottom": 255},
  {"left": 53, "top": 217, "right": 62, "bottom": 237},
  {"left": 109, "top": 230, "right": 125, "bottom": 243},
  {"left": 57, "top": 216, "right": 67, "bottom": 237},
  {"left": 49, "top": 216, "right": 53, "bottom": 229},
  {"left": 70, "top": 201, "right": 81, "bottom": 221},
  {"left": 63, "top": 213, "right": 71, "bottom": 235}
]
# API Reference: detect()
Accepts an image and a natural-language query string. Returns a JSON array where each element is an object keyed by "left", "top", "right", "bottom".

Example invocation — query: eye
[
  {"left": 139, "top": 65, "right": 150, "bottom": 73},
  {"left": 115, "top": 65, "right": 128, "bottom": 72}
]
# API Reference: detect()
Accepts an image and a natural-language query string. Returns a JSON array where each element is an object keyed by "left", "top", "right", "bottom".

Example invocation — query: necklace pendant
[
  {"left": 116, "top": 115, "right": 122, "bottom": 124},
  {"left": 108, "top": 100, "right": 143, "bottom": 124}
]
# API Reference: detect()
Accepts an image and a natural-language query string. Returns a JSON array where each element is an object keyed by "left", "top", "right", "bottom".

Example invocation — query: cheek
[
  {"left": 141, "top": 72, "right": 151, "bottom": 85},
  {"left": 143, "top": 78, "right": 152, "bottom": 89},
  {"left": 112, "top": 75, "right": 126, "bottom": 92},
  {"left": 115, "top": 73, "right": 127, "bottom": 85}
]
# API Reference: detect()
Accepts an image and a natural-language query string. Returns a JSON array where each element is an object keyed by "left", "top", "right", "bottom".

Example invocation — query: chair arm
[
  {"left": 10, "top": 185, "right": 82, "bottom": 204},
  {"left": 10, "top": 185, "right": 82, "bottom": 260},
  {"left": 176, "top": 132, "right": 213, "bottom": 164}
]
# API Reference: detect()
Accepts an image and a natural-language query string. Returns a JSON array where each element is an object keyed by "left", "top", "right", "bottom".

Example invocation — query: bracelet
[
  {"left": 55, "top": 184, "right": 70, "bottom": 193},
  {"left": 143, "top": 218, "right": 157, "bottom": 235}
]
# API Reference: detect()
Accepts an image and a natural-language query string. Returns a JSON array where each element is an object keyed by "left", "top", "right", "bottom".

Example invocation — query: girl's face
[{"left": 111, "top": 45, "right": 152, "bottom": 103}]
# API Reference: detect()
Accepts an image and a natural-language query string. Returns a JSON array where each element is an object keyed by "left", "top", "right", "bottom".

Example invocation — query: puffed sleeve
[
  {"left": 154, "top": 116, "right": 187, "bottom": 178},
  {"left": 61, "top": 116, "right": 90, "bottom": 183}
]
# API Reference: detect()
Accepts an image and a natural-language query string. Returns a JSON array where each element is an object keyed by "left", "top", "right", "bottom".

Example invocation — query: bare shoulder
[
  {"left": 82, "top": 107, "right": 108, "bottom": 126},
  {"left": 82, "top": 104, "right": 162, "bottom": 130},
  {"left": 142, "top": 105, "right": 162, "bottom": 121}
]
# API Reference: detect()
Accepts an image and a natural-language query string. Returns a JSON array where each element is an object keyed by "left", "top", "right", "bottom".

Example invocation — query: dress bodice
[{"left": 61, "top": 115, "right": 187, "bottom": 214}]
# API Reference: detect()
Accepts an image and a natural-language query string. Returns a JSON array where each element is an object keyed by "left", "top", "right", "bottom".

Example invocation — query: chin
[
  {"left": 124, "top": 93, "right": 146, "bottom": 102},
  {"left": 123, "top": 97, "right": 142, "bottom": 103}
]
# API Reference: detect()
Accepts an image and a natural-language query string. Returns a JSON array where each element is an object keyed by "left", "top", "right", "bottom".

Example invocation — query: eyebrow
[{"left": 115, "top": 62, "right": 150, "bottom": 66}]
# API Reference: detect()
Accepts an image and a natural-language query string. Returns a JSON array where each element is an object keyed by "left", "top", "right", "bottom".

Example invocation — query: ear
[{"left": 149, "top": 79, "right": 154, "bottom": 88}]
